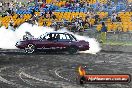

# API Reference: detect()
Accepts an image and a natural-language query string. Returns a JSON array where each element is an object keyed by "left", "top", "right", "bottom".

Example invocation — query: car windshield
[
  {"left": 39, "top": 33, "right": 77, "bottom": 41},
  {"left": 69, "top": 34, "right": 77, "bottom": 41}
]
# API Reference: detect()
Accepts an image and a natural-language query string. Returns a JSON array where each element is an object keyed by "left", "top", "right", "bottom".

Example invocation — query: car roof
[
  {"left": 46, "top": 32, "right": 70, "bottom": 34},
  {"left": 39, "top": 32, "right": 72, "bottom": 38}
]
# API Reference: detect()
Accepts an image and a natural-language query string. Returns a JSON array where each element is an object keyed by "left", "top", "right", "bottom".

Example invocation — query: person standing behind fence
[{"left": 100, "top": 22, "right": 107, "bottom": 43}]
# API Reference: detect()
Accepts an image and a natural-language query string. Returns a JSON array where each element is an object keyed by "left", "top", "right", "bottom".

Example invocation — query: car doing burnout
[{"left": 16, "top": 32, "right": 89, "bottom": 54}]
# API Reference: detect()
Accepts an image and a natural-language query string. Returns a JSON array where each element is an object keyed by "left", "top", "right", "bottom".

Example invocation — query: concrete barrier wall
[
  {"left": 77, "top": 31, "right": 132, "bottom": 42},
  {"left": 102, "top": 45, "right": 132, "bottom": 53},
  {"left": 106, "top": 32, "right": 132, "bottom": 41},
  {"left": 93, "top": 32, "right": 132, "bottom": 53},
  {"left": 78, "top": 31, "right": 132, "bottom": 53},
  {"left": 92, "top": 32, "right": 132, "bottom": 42}
]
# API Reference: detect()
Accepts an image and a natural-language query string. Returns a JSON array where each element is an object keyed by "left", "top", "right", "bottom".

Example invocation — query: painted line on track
[
  {"left": 54, "top": 68, "right": 71, "bottom": 82},
  {"left": 19, "top": 71, "right": 81, "bottom": 88},
  {"left": 0, "top": 66, "right": 25, "bottom": 88},
  {"left": 19, "top": 71, "right": 63, "bottom": 87}
]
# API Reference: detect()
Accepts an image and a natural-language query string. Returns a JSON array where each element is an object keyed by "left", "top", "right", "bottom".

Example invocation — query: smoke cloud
[{"left": 0, "top": 23, "right": 101, "bottom": 54}]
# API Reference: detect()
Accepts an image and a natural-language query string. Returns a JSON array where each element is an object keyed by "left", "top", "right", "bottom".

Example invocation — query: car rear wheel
[
  {"left": 68, "top": 46, "right": 78, "bottom": 54},
  {"left": 25, "top": 44, "right": 35, "bottom": 54}
]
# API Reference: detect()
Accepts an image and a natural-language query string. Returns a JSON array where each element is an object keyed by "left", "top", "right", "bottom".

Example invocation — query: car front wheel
[
  {"left": 25, "top": 44, "right": 35, "bottom": 54},
  {"left": 68, "top": 46, "right": 78, "bottom": 54}
]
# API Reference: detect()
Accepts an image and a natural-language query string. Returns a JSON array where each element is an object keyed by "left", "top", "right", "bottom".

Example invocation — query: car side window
[
  {"left": 60, "top": 34, "right": 67, "bottom": 39},
  {"left": 45, "top": 34, "right": 59, "bottom": 41},
  {"left": 65, "top": 34, "right": 71, "bottom": 40},
  {"left": 57, "top": 34, "right": 71, "bottom": 41}
]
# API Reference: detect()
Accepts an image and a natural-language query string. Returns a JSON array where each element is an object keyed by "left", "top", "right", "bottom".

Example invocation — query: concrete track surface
[{"left": 0, "top": 50, "right": 131, "bottom": 88}]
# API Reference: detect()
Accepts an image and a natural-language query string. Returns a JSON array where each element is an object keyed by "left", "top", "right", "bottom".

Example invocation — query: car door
[
  {"left": 55, "top": 34, "right": 71, "bottom": 50},
  {"left": 38, "top": 33, "right": 56, "bottom": 50}
]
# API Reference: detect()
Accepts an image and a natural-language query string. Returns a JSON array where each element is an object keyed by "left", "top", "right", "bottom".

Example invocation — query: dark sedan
[{"left": 16, "top": 32, "right": 89, "bottom": 54}]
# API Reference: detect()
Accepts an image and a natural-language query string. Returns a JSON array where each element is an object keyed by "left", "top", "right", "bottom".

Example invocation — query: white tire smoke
[{"left": 0, "top": 23, "right": 101, "bottom": 54}]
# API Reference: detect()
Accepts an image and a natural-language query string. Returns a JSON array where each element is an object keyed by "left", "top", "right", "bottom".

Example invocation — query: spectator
[
  {"left": 79, "top": 17, "right": 84, "bottom": 31},
  {"left": 42, "top": 11, "right": 47, "bottom": 18},
  {"left": 42, "top": 0, "right": 46, "bottom": 3},
  {"left": 107, "top": 0, "right": 111, "bottom": 6},
  {"left": 131, "top": 16, "right": 132, "bottom": 21},
  {"left": 31, "top": 9, "right": 35, "bottom": 17},
  {"left": 84, "top": 20, "right": 89, "bottom": 29},
  {"left": 7, "top": 8, "right": 12, "bottom": 15},
  {"left": 20, "top": 14, "right": 23, "bottom": 18},
  {"left": 6, "top": 11, "right": 10, "bottom": 16},
  {"left": 0, "top": 2, "right": 2, "bottom": 12},
  {"left": 111, "top": 12, "right": 117, "bottom": 22},
  {"left": 84, "top": 2, "right": 90, "bottom": 9},
  {"left": 49, "top": 10, "right": 52, "bottom": 17},
  {"left": 80, "top": 2, "right": 84, "bottom": 7},
  {"left": 42, "top": 21, "right": 46, "bottom": 26},
  {"left": 40, "top": 7, "right": 44, "bottom": 15},
  {"left": 86, "top": 17, "right": 91, "bottom": 28},
  {"left": 19, "top": 2, "right": 22, "bottom": 8},
  {"left": 52, "top": 21, "right": 57, "bottom": 26},
  {"left": 65, "top": 1, "right": 70, "bottom": 7},
  {"left": 46, "top": 13, "right": 50, "bottom": 18},
  {"left": 41, "top": 2, "right": 46, "bottom": 8},
  {"left": 9, "top": 1, "right": 14, "bottom": 12},
  {"left": 75, "top": 2, "right": 79, "bottom": 7},
  {"left": 75, "top": 21, "right": 78, "bottom": 31},
  {"left": 85, "top": 12, "right": 90, "bottom": 19},
  {"left": 78, "top": 17, "right": 83, "bottom": 27},
  {"left": 76, "top": 15, "right": 80, "bottom": 19},
  {"left": 94, "top": 14, "right": 99, "bottom": 24},
  {"left": 71, "top": 16, "right": 75, "bottom": 22},
  {"left": 8, "top": 18, "right": 14, "bottom": 30},
  {"left": 62, "top": 18, "right": 67, "bottom": 26},
  {"left": 51, "top": 14, "right": 56, "bottom": 19},
  {"left": 100, "top": 22, "right": 107, "bottom": 43},
  {"left": 116, "top": 14, "right": 121, "bottom": 22}
]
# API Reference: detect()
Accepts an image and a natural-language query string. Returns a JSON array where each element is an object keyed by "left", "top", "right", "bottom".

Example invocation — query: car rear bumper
[
  {"left": 15, "top": 45, "right": 25, "bottom": 49},
  {"left": 15, "top": 43, "right": 25, "bottom": 49}
]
